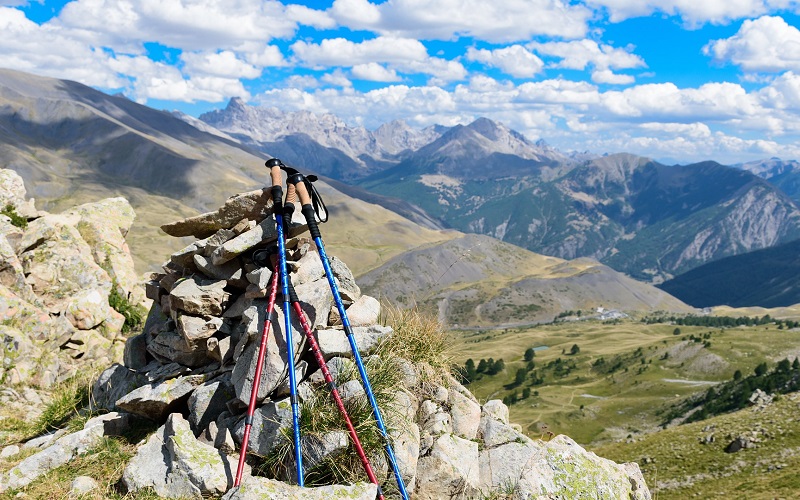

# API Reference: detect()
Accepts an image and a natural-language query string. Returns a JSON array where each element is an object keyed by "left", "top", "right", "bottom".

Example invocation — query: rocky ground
[{"left": 0, "top": 169, "right": 652, "bottom": 498}]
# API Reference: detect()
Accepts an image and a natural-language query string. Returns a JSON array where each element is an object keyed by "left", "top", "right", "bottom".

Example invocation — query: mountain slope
[
  {"left": 360, "top": 150, "right": 800, "bottom": 281},
  {"left": 736, "top": 157, "right": 800, "bottom": 202},
  {"left": 0, "top": 69, "right": 453, "bottom": 274},
  {"left": 657, "top": 238, "right": 800, "bottom": 308},
  {"left": 359, "top": 233, "right": 693, "bottom": 327}
]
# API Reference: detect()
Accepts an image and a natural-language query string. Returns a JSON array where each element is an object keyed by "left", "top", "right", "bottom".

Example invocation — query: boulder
[
  {"left": 65, "top": 197, "right": 144, "bottom": 304},
  {"left": 300, "top": 431, "right": 350, "bottom": 471},
  {"left": 513, "top": 435, "right": 652, "bottom": 499},
  {"left": 0, "top": 233, "right": 37, "bottom": 304},
  {"left": 449, "top": 386, "right": 481, "bottom": 440},
  {"left": 316, "top": 325, "right": 393, "bottom": 360},
  {"left": 65, "top": 288, "right": 114, "bottom": 330},
  {"left": 188, "top": 375, "right": 236, "bottom": 434},
  {"left": 477, "top": 440, "right": 541, "bottom": 491},
  {"left": 415, "top": 434, "right": 480, "bottom": 499},
  {"left": 169, "top": 276, "right": 229, "bottom": 317},
  {"left": 160, "top": 189, "right": 272, "bottom": 238},
  {"left": 231, "top": 302, "right": 305, "bottom": 405},
  {"left": 123, "top": 413, "right": 244, "bottom": 498},
  {"left": 232, "top": 398, "right": 293, "bottom": 456},
  {"left": 221, "top": 475, "right": 378, "bottom": 500},
  {"left": 116, "top": 374, "right": 207, "bottom": 421},
  {"left": 148, "top": 328, "right": 212, "bottom": 368},
  {"left": 18, "top": 214, "right": 112, "bottom": 313},
  {"left": 342, "top": 295, "right": 381, "bottom": 327},
  {"left": 0, "top": 169, "right": 37, "bottom": 218}
]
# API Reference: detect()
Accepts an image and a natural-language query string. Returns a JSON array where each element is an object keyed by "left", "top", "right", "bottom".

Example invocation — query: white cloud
[
  {"left": 285, "top": 3, "right": 336, "bottom": 29},
  {"left": 329, "top": 0, "right": 381, "bottom": 26},
  {"left": 600, "top": 82, "right": 757, "bottom": 119},
  {"left": 530, "top": 39, "right": 646, "bottom": 71},
  {"left": 466, "top": 45, "right": 544, "bottom": 78},
  {"left": 0, "top": 6, "right": 124, "bottom": 87},
  {"left": 291, "top": 36, "right": 466, "bottom": 81},
  {"left": 639, "top": 122, "right": 712, "bottom": 138},
  {"left": 56, "top": 0, "right": 299, "bottom": 51},
  {"left": 321, "top": 69, "right": 353, "bottom": 88},
  {"left": 352, "top": 63, "right": 401, "bottom": 82},
  {"left": 181, "top": 50, "right": 261, "bottom": 79},
  {"left": 515, "top": 79, "right": 600, "bottom": 105},
  {"left": 758, "top": 71, "right": 800, "bottom": 110},
  {"left": 283, "top": 74, "right": 321, "bottom": 90},
  {"left": 109, "top": 54, "right": 249, "bottom": 102},
  {"left": 328, "top": 0, "right": 592, "bottom": 42},
  {"left": 291, "top": 37, "right": 428, "bottom": 67},
  {"left": 241, "top": 44, "right": 287, "bottom": 67},
  {"left": 705, "top": 16, "right": 800, "bottom": 72},
  {"left": 587, "top": 0, "right": 797, "bottom": 25},
  {"left": 592, "top": 69, "right": 635, "bottom": 84}
]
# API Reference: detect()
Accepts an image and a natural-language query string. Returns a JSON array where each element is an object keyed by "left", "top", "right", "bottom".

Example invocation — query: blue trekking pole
[
  {"left": 266, "top": 158, "right": 304, "bottom": 485},
  {"left": 280, "top": 161, "right": 410, "bottom": 500}
]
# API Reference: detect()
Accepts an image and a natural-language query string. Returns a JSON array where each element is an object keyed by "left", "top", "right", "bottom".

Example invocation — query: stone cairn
[{"left": 2, "top": 180, "right": 653, "bottom": 499}]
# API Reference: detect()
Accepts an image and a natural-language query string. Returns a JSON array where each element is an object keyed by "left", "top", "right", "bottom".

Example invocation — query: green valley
[{"left": 451, "top": 316, "right": 800, "bottom": 446}]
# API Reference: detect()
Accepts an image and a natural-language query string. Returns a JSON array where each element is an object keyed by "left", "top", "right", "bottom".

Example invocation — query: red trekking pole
[
  {"left": 234, "top": 268, "right": 279, "bottom": 487},
  {"left": 285, "top": 279, "right": 385, "bottom": 499}
]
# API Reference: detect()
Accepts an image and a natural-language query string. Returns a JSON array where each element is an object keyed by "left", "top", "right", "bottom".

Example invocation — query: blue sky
[{"left": 3, "top": 1, "right": 800, "bottom": 164}]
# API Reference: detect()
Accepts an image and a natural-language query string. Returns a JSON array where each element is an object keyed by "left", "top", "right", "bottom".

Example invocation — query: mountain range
[
  {"left": 0, "top": 68, "right": 450, "bottom": 276},
  {"left": 0, "top": 68, "right": 698, "bottom": 325},
  {"left": 200, "top": 99, "right": 800, "bottom": 284},
  {"left": 2, "top": 67, "right": 799, "bottom": 310}
]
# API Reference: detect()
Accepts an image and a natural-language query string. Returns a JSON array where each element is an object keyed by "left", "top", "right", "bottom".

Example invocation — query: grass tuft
[
  {"left": 1, "top": 203, "right": 27, "bottom": 229},
  {"left": 108, "top": 280, "right": 146, "bottom": 334},
  {"left": 379, "top": 302, "right": 453, "bottom": 387},
  {"left": 256, "top": 304, "right": 450, "bottom": 491}
]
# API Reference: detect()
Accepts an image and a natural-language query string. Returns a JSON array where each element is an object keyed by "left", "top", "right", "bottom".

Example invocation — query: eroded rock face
[{"left": 0, "top": 169, "right": 138, "bottom": 387}]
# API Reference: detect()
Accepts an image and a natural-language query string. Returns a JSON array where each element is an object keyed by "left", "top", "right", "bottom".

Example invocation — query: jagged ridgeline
[{"left": 0, "top": 176, "right": 652, "bottom": 498}]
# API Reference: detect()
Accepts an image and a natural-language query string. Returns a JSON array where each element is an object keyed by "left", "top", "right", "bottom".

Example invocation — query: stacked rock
[
  {"left": 87, "top": 186, "right": 652, "bottom": 500},
  {"left": 92, "top": 188, "right": 391, "bottom": 496}
]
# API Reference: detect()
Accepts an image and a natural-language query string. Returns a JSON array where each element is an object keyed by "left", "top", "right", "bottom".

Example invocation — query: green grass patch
[
  {"left": 595, "top": 391, "right": 800, "bottom": 500},
  {"left": 0, "top": 204, "right": 27, "bottom": 229},
  {"left": 451, "top": 318, "right": 800, "bottom": 445},
  {"left": 108, "top": 279, "right": 146, "bottom": 334}
]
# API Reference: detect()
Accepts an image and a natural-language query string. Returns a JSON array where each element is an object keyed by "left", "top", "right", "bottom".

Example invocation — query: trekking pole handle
[
  {"left": 285, "top": 182, "right": 298, "bottom": 205},
  {"left": 267, "top": 158, "right": 283, "bottom": 189},
  {"left": 290, "top": 173, "right": 313, "bottom": 206},
  {"left": 286, "top": 173, "right": 322, "bottom": 239}
]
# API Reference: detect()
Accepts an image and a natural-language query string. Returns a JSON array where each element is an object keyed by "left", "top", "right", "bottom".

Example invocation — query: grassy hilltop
[{"left": 451, "top": 315, "right": 800, "bottom": 497}]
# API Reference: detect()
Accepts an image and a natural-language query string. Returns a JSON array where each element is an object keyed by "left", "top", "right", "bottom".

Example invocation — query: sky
[{"left": 4, "top": 1, "right": 800, "bottom": 164}]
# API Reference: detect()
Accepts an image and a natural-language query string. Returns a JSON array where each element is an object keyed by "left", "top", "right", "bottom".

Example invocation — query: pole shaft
[
  {"left": 290, "top": 300, "right": 385, "bottom": 499},
  {"left": 314, "top": 236, "right": 409, "bottom": 500},
  {"left": 275, "top": 211, "right": 304, "bottom": 485},
  {"left": 234, "top": 270, "right": 279, "bottom": 486}
]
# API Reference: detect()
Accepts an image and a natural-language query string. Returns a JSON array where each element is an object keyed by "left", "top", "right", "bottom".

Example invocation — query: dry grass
[{"left": 379, "top": 302, "right": 453, "bottom": 387}]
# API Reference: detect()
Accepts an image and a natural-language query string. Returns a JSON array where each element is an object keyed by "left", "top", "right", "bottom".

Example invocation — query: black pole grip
[
  {"left": 271, "top": 185, "right": 284, "bottom": 213},
  {"left": 286, "top": 278, "right": 300, "bottom": 303},
  {"left": 301, "top": 204, "right": 321, "bottom": 239}
]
